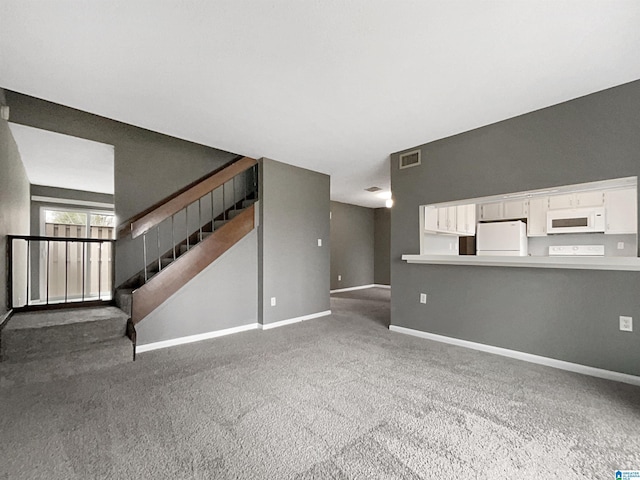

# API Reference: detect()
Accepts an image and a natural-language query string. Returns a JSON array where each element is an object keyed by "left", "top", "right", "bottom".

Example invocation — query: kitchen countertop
[{"left": 401, "top": 254, "right": 640, "bottom": 271}]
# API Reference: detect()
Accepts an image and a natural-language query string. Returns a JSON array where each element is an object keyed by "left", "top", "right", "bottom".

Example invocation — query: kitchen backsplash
[{"left": 528, "top": 233, "right": 637, "bottom": 257}]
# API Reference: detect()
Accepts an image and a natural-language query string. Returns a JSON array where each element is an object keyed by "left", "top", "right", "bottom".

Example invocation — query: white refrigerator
[{"left": 476, "top": 221, "right": 528, "bottom": 256}]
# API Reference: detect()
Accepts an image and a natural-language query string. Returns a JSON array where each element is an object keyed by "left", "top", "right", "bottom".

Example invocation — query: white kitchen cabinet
[
  {"left": 527, "top": 197, "right": 548, "bottom": 236},
  {"left": 575, "top": 191, "right": 605, "bottom": 207},
  {"left": 548, "top": 194, "right": 573, "bottom": 209},
  {"left": 604, "top": 188, "right": 637, "bottom": 234},
  {"left": 438, "top": 206, "right": 457, "bottom": 233},
  {"left": 424, "top": 206, "right": 438, "bottom": 233},
  {"left": 424, "top": 204, "right": 475, "bottom": 235},
  {"left": 548, "top": 191, "right": 604, "bottom": 209},
  {"left": 456, "top": 204, "right": 476, "bottom": 235},
  {"left": 503, "top": 199, "right": 529, "bottom": 220},
  {"left": 479, "top": 202, "right": 503, "bottom": 221}
]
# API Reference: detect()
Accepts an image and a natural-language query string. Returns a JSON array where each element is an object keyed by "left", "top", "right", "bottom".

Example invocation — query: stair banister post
[
  {"left": 171, "top": 214, "right": 176, "bottom": 261},
  {"left": 143, "top": 233, "right": 148, "bottom": 283},
  {"left": 198, "top": 197, "right": 202, "bottom": 242}
]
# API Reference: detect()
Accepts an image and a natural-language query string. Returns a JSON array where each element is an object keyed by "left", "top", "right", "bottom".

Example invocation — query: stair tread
[{"left": 5, "top": 306, "right": 129, "bottom": 331}]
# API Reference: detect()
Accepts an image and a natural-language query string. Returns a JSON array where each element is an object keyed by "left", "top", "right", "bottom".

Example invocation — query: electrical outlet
[
  {"left": 338, "top": 275, "right": 341, "bottom": 281},
  {"left": 620, "top": 316, "right": 633, "bottom": 332},
  {"left": 317, "top": 239, "right": 322, "bottom": 246},
  {"left": 420, "top": 293, "right": 427, "bottom": 304},
  {"left": 271, "top": 297, "right": 277, "bottom": 307},
  {"left": 617, "top": 242, "right": 625, "bottom": 250}
]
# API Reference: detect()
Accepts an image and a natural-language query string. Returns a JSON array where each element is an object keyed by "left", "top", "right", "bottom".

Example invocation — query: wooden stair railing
[
  {"left": 114, "top": 156, "right": 258, "bottom": 324},
  {"left": 131, "top": 205, "right": 255, "bottom": 324},
  {"left": 117, "top": 156, "right": 256, "bottom": 239}
]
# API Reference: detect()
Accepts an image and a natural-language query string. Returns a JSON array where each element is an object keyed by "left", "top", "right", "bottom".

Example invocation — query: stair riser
[
  {"left": 2, "top": 318, "right": 127, "bottom": 361},
  {"left": 115, "top": 291, "right": 133, "bottom": 316}
]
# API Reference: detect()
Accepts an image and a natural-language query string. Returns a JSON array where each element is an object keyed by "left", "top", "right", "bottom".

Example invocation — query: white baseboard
[
  {"left": 389, "top": 325, "right": 640, "bottom": 387},
  {"left": 260, "top": 310, "right": 332, "bottom": 330},
  {"left": 137, "top": 323, "right": 259, "bottom": 354},
  {"left": 330, "top": 284, "right": 390, "bottom": 293}
]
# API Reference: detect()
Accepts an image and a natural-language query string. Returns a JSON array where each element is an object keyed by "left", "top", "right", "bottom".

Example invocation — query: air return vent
[{"left": 399, "top": 150, "right": 421, "bottom": 169}]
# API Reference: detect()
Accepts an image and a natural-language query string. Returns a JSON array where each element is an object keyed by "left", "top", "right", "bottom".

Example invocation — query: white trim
[
  {"left": 331, "top": 284, "right": 390, "bottom": 293},
  {"left": 260, "top": 310, "right": 331, "bottom": 330},
  {"left": 402, "top": 254, "right": 640, "bottom": 272},
  {"left": 136, "top": 323, "right": 259, "bottom": 353},
  {"left": 32, "top": 195, "right": 114, "bottom": 209},
  {"left": 389, "top": 325, "right": 640, "bottom": 387}
]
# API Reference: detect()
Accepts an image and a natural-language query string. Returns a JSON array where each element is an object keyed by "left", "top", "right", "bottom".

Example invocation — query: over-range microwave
[{"left": 546, "top": 207, "right": 605, "bottom": 234}]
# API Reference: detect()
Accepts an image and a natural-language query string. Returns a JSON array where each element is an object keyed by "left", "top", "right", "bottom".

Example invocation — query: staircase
[
  {"left": 0, "top": 306, "right": 132, "bottom": 387},
  {"left": 0, "top": 156, "right": 258, "bottom": 382},
  {"left": 115, "top": 156, "right": 259, "bottom": 339}
]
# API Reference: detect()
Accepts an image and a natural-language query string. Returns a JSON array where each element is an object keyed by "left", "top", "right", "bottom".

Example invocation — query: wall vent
[{"left": 399, "top": 150, "right": 421, "bottom": 169}]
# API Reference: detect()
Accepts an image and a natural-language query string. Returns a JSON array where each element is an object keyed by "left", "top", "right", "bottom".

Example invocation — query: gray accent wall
[
  {"left": 136, "top": 230, "right": 258, "bottom": 346},
  {"left": 374, "top": 208, "right": 391, "bottom": 286},
  {"left": 4, "top": 90, "right": 237, "bottom": 286},
  {"left": 391, "top": 80, "right": 640, "bottom": 376},
  {"left": 0, "top": 93, "right": 30, "bottom": 315},
  {"left": 330, "top": 201, "right": 374, "bottom": 290},
  {"left": 259, "top": 158, "right": 330, "bottom": 325}
]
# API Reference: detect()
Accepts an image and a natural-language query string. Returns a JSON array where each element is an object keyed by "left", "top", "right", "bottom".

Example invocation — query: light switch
[
  {"left": 620, "top": 316, "right": 633, "bottom": 332},
  {"left": 317, "top": 239, "right": 322, "bottom": 246}
]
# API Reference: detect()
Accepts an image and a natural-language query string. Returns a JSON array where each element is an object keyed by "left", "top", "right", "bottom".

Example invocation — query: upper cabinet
[
  {"left": 548, "top": 191, "right": 604, "bottom": 209},
  {"left": 478, "top": 202, "right": 502, "bottom": 221},
  {"left": 479, "top": 199, "right": 528, "bottom": 221},
  {"left": 456, "top": 204, "right": 476, "bottom": 235},
  {"left": 604, "top": 188, "right": 637, "bottom": 234},
  {"left": 503, "top": 199, "right": 529, "bottom": 220},
  {"left": 424, "top": 204, "right": 475, "bottom": 236}
]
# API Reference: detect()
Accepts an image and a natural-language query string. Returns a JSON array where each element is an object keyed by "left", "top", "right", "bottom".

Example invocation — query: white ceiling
[
  {"left": 1, "top": 1, "right": 640, "bottom": 208},
  {"left": 8, "top": 123, "right": 115, "bottom": 194}
]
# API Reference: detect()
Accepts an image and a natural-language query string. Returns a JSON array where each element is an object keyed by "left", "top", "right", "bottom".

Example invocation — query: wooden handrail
[
  {"left": 117, "top": 156, "right": 256, "bottom": 239},
  {"left": 116, "top": 155, "right": 243, "bottom": 239},
  {"left": 131, "top": 204, "right": 255, "bottom": 324}
]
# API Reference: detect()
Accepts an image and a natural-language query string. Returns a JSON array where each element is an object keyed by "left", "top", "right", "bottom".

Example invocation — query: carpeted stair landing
[{"left": 0, "top": 306, "right": 133, "bottom": 387}]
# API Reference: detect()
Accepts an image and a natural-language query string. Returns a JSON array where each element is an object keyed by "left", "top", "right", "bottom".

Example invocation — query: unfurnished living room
[{"left": 1, "top": 2, "right": 639, "bottom": 479}]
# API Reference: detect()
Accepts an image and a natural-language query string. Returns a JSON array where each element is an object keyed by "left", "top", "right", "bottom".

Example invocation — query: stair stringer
[
  {"left": 133, "top": 224, "right": 258, "bottom": 351},
  {"left": 131, "top": 204, "right": 255, "bottom": 324}
]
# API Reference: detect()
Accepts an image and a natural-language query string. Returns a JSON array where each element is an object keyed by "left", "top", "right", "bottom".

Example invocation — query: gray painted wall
[
  {"left": 0, "top": 94, "right": 30, "bottom": 315},
  {"left": 4, "top": 91, "right": 237, "bottom": 286},
  {"left": 391, "top": 80, "right": 640, "bottom": 376},
  {"left": 330, "top": 201, "right": 374, "bottom": 290},
  {"left": 136, "top": 229, "right": 258, "bottom": 346},
  {"left": 374, "top": 208, "right": 391, "bottom": 285},
  {"left": 259, "top": 158, "right": 330, "bottom": 325}
]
